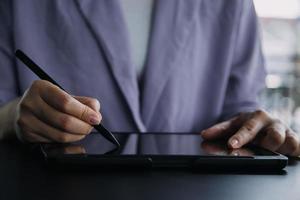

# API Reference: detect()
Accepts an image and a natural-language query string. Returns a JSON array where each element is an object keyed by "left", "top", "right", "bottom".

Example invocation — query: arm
[
  {"left": 0, "top": 99, "right": 20, "bottom": 140},
  {"left": 0, "top": 1, "right": 102, "bottom": 142},
  {"left": 0, "top": 1, "right": 20, "bottom": 140},
  {"left": 220, "top": 0, "right": 266, "bottom": 120},
  {"left": 201, "top": 1, "right": 300, "bottom": 156}
]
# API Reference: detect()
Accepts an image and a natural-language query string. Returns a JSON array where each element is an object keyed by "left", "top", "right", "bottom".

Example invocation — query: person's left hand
[{"left": 201, "top": 110, "right": 300, "bottom": 157}]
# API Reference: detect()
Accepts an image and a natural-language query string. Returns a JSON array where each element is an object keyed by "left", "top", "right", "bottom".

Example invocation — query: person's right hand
[{"left": 15, "top": 80, "right": 102, "bottom": 143}]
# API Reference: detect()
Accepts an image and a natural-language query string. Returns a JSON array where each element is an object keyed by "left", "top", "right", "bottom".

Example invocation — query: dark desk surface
[{"left": 1, "top": 141, "right": 300, "bottom": 200}]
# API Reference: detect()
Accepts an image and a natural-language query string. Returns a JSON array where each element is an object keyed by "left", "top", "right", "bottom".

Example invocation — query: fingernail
[
  {"left": 201, "top": 130, "right": 206, "bottom": 135},
  {"left": 230, "top": 138, "right": 239, "bottom": 148},
  {"left": 89, "top": 116, "right": 100, "bottom": 125}
]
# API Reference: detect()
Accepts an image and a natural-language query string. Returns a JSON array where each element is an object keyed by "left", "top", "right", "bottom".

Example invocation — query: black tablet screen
[{"left": 42, "top": 133, "right": 279, "bottom": 157}]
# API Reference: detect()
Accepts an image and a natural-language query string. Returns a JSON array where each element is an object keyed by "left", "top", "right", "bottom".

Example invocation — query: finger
[
  {"left": 228, "top": 110, "right": 271, "bottom": 149},
  {"left": 201, "top": 118, "right": 236, "bottom": 140},
  {"left": 22, "top": 131, "right": 52, "bottom": 143},
  {"left": 39, "top": 83, "right": 101, "bottom": 125},
  {"left": 277, "top": 130, "right": 300, "bottom": 156},
  {"left": 32, "top": 97, "right": 93, "bottom": 135},
  {"left": 201, "top": 116, "right": 242, "bottom": 140},
  {"left": 73, "top": 96, "right": 100, "bottom": 112},
  {"left": 18, "top": 111, "right": 86, "bottom": 143},
  {"left": 201, "top": 120, "right": 232, "bottom": 140},
  {"left": 256, "top": 122, "right": 286, "bottom": 152}
]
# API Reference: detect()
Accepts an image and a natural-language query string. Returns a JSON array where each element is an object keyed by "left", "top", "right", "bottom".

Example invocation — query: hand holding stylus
[
  {"left": 15, "top": 50, "right": 119, "bottom": 146},
  {"left": 15, "top": 80, "right": 102, "bottom": 142}
]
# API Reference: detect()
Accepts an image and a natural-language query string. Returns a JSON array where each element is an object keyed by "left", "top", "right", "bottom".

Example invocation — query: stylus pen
[{"left": 15, "top": 49, "right": 120, "bottom": 147}]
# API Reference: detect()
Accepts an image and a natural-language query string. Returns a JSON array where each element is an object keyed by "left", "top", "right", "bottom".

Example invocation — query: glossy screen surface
[{"left": 43, "top": 133, "right": 279, "bottom": 157}]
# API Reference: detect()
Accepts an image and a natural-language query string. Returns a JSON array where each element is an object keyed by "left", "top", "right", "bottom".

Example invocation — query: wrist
[{"left": 0, "top": 98, "right": 21, "bottom": 140}]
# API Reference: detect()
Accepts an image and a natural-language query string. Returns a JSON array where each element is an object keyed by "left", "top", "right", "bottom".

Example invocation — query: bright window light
[
  {"left": 265, "top": 74, "right": 282, "bottom": 88},
  {"left": 254, "top": 0, "right": 300, "bottom": 19}
]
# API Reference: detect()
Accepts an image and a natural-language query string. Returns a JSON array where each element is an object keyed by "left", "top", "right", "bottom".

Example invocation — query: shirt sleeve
[
  {"left": 0, "top": 1, "right": 20, "bottom": 107},
  {"left": 220, "top": 1, "right": 267, "bottom": 120}
]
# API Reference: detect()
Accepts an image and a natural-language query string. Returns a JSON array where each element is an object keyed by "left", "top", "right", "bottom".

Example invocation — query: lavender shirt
[{"left": 0, "top": 0, "right": 266, "bottom": 132}]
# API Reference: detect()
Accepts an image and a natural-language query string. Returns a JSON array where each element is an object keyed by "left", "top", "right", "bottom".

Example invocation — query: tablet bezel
[{"left": 39, "top": 132, "right": 288, "bottom": 171}]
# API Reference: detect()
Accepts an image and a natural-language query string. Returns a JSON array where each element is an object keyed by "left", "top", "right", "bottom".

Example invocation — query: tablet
[{"left": 39, "top": 132, "right": 288, "bottom": 171}]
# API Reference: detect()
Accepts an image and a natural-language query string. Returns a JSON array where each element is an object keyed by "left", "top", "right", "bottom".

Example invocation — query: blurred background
[{"left": 254, "top": 0, "right": 300, "bottom": 132}]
